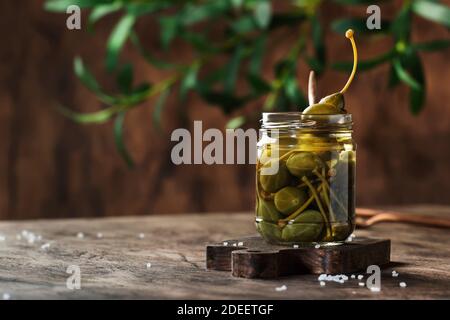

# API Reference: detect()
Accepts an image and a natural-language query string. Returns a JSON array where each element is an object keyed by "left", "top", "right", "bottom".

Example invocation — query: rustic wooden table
[{"left": 0, "top": 205, "right": 449, "bottom": 299}]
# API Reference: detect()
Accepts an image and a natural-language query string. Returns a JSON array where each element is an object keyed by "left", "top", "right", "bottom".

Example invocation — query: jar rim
[{"left": 261, "top": 112, "right": 352, "bottom": 130}]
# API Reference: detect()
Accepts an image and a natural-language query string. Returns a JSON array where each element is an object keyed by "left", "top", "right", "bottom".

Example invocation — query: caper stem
[
  {"left": 340, "top": 29, "right": 358, "bottom": 94},
  {"left": 302, "top": 176, "right": 332, "bottom": 237},
  {"left": 313, "top": 169, "right": 335, "bottom": 222},
  {"left": 313, "top": 168, "right": 348, "bottom": 217}
]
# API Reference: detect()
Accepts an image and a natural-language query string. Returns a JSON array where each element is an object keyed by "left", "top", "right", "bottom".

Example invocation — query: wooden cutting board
[{"left": 206, "top": 236, "right": 390, "bottom": 279}]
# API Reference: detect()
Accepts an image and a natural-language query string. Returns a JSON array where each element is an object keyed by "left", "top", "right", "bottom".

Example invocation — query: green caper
[
  {"left": 281, "top": 210, "right": 324, "bottom": 242},
  {"left": 259, "top": 147, "right": 290, "bottom": 165},
  {"left": 257, "top": 198, "right": 282, "bottom": 222},
  {"left": 274, "top": 186, "right": 308, "bottom": 216},
  {"left": 286, "top": 152, "right": 324, "bottom": 178},
  {"left": 259, "top": 159, "right": 290, "bottom": 193},
  {"left": 257, "top": 221, "right": 282, "bottom": 242},
  {"left": 302, "top": 102, "right": 342, "bottom": 115}
]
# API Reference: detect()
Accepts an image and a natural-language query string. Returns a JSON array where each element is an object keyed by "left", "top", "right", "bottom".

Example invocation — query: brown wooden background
[{"left": 1, "top": 1, "right": 449, "bottom": 220}]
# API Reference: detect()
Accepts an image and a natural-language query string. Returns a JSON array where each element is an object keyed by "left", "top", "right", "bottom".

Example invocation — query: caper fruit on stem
[
  {"left": 259, "top": 159, "right": 290, "bottom": 193},
  {"left": 303, "top": 29, "right": 358, "bottom": 115},
  {"left": 274, "top": 186, "right": 308, "bottom": 216}
]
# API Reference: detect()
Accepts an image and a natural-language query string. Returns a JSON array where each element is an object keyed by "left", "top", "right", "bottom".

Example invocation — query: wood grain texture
[
  {"left": 0, "top": 205, "right": 449, "bottom": 299},
  {"left": 0, "top": 1, "right": 450, "bottom": 220},
  {"left": 207, "top": 237, "right": 390, "bottom": 278}
]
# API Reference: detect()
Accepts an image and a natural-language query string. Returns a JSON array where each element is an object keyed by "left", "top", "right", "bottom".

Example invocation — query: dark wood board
[{"left": 207, "top": 236, "right": 390, "bottom": 278}]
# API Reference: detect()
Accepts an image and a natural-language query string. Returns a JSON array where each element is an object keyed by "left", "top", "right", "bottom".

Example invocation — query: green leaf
[
  {"left": 57, "top": 104, "right": 122, "bottom": 124},
  {"left": 116, "top": 64, "right": 133, "bottom": 94},
  {"left": 392, "top": 58, "right": 422, "bottom": 91},
  {"left": 226, "top": 116, "right": 246, "bottom": 129},
  {"left": 179, "top": 64, "right": 199, "bottom": 100},
  {"left": 152, "top": 88, "right": 171, "bottom": 131},
  {"left": 224, "top": 45, "right": 244, "bottom": 94},
  {"left": 88, "top": 2, "right": 122, "bottom": 30},
  {"left": 45, "top": 0, "right": 112, "bottom": 12},
  {"left": 332, "top": 18, "right": 391, "bottom": 34},
  {"left": 159, "top": 17, "right": 179, "bottom": 49},
  {"left": 332, "top": 50, "right": 395, "bottom": 72},
  {"left": 247, "top": 74, "right": 272, "bottom": 94},
  {"left": 403, "top": 52, "right": 426, "bottom": 114},
  {"left": 284, "top": 76, "right": 307, "bottom": 109},
  {"left": 130, "top": 32, "right": 177, "bottom": 70},
  {"left": 201, "top": 91, "right": 249, "bottom": 114},
  {"left": 388, "top": 63, "right": 400, "bottom": 88},
  {"left": 73, "top": 57, "right": 115, "bottom": 104},
  {"left": 230, "top": 16, "right": 257, "bottom": 34},
  {"left": 248, "top": 35, "right": 266, "bottom": 75},
  {"left": 254, "top": 1, "right": 272, "bottom": 29},
  {"left": 106, "top": 14, "right": 136, "bottom": 71},
  {"left": 412, "top": 0, "right": 450, "bottom": 28},
  {"left": 332, "top": 0, "right": 392, "bottom": 4},
  {"left": 412, "top": 39, "right": 450, "bottom": 52},
  {"left": 311, "top": 14, "right": 325, "bottom": 75},
  {"left": 391, "top": 4, "right": 412, "bottom": 41},
  {"left": 114, "top": 112, "right": 135, "bottom": 168}
]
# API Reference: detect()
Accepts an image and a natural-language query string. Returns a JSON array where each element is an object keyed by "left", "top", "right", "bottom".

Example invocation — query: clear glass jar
[{"left": 255, "top": 112, "right": 356, "bottom": 246}]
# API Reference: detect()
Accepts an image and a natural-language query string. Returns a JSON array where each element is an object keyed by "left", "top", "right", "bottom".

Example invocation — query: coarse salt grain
[
  {"left": 138, "top": 233, "right": 145, "bottom": 239},
  {"left": 314, "top": 244, "right": 320, "bottom": 249},
  {"left": 357, "top": 275, "right": 364, "bottom": 280},
  {"left": 237, "top": 242, "right": 244, "bottom": 246},
  {"left": 41, "top": 243, "right": 50, "bottom": 250},
  {"left": 370, "top": 286, "right": 381, "bottom": 292},
  {"left": 392, "top": 270, "right": 399, "bottom": 277},
  {"left": 223, "top": 242, "right": 228, "bottom": 246},
  {"left": 320, "top": 281, "right": 326, "bottom": 286},
  {"left": 0, "top": 235, "right": 5, "bottom": 241},
  {"left": 399, "top": 282, "right": 407, "bottom": 288},
  {"left": 293, "top": 244, "right": 299, "bottom": 248},
  {"left": 97, "top": 233, "right": 103, "bottom": 239},
  {"left": 358, "top": 282, "right": 365, "bottom": 287},
  {"left": 146, "top": 263, "right": 152, "bottom": 269},
  {"left": 2, "top": 293, "right": 10, "bottom": 300},
  {"left": 275, "top": 285, "right": 287, "bottom": 292},
  {"left": 77, "top": 232, "right": 84, "bottom": 239},
  {"left": 232, "top": 243, "right": 237, "bottom": 247},
  {"left": 351, "top": 274, "right": 356, "bottom": 279}
]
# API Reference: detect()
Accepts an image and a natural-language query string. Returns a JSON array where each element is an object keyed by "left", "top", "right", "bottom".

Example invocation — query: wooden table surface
[{"left": 0, "top": 205, "right": 449, "bottom": 300}]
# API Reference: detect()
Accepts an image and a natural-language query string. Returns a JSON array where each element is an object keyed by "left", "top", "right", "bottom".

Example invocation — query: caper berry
[
  {"left": 257, "top": 221, "right": 282, "bottom": 242},
  {"left": 281, "top": 210, "right": 324, "bottom": 242},
  {"left": 274, "top": 186, "right": 308, "bottom": 216},
  {"left": 286, "top": 152, "right": 324, "bottom": 178},
  {"left": 257, "top": 198, "right": 282, "bottom": 222},
  {"left": 259, "top": 159, "right": 290, "bottom": 193}
]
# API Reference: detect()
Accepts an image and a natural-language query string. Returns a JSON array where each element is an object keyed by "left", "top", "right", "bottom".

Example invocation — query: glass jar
[{"left": 255, "top": 112, "right": 356, "bottom": 246}]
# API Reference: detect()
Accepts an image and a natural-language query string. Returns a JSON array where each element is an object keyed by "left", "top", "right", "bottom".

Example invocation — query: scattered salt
[
  {"left": 237, "top": 242, "right": 244, "bottom": 246},
  {"left": 358, "top": 282, "right": 365, "bottom": 287},
  {"left": 351, "top": 274, "right": 355, "bottom": 279},
  {"left": 399, "top": 282, "right": 407, "bottom": 288},
  {"left": 146, "top": 263, "right": 152, "bottom": 269},
  {"left": 275, "top": 285, "right": 287, "bottom": 292},
  {"left": 97, "top": 233, "right": 103, "bottom": 239},
  {"left": 232, "top": 243, "right": 237, "bottom": 247},
  {"left": 223, "top": 242, "right": 228, "bottom": 246},
  {"left": 77, "top": 232, "right": 84, "bottom": 239},
  {"left": 138, "top": 233, "right": 145, "bottom": 239},
  {"left": 314, "top": 244, "right": 320, "bottom": 249},
  {"left": 370, "top": 286, "right": 381, "bottom": 292},
  {"left": 2, "top": 293, "right": 10, "bottom": 300},
  {"left": 41, "top": 243, "right": 50, "bottom": 250},
  {"left": 392, "top": 270, "right": 399, "bottom": 277},
  {"left": 0, "top": 235, "right": 5, "bottom": 241},
  {"left": 357, "top": 275, "right": 364, "bottom": 280},
  {"left": 320, "top": 281, "right": 326, "bottom": 286},
  {"left": 293, "top": 244, "right": 299, "bottom": 248}
]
